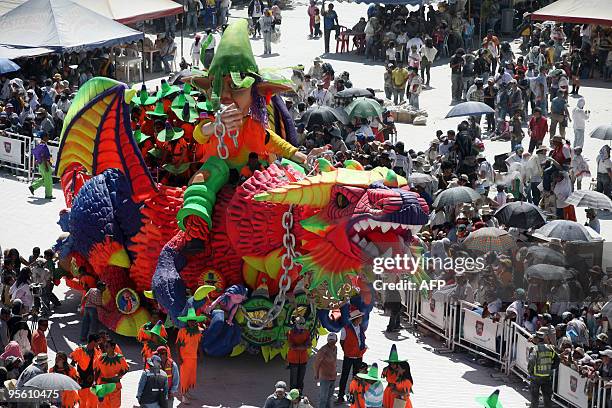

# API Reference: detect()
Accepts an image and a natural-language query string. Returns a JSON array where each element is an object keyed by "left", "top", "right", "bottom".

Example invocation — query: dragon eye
[{"left": 336, "top": 193, "right": 349, "bottom": 209}]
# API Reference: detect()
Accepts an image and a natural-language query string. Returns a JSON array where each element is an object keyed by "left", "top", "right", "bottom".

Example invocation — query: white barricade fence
[
  {"left": 453, "top": 300, "right": 509, "bottom": 369},
  {"left": 506, "top": 322, "right": 533, "bottom": 382},
  {"left": 0, "top": 131, "right": 32, "bottom": 180},
  {"left": 553, "top": 364, "right": 590, "bottom": 408},
  {"left": 591, "top": 378, "right": 609, "bottom": 408},
  {"left": 414, "top": 289, "right": 456, "bottom": 349},
  {"left": 402, "top": 285, "right": 419, "bottom": 325}
]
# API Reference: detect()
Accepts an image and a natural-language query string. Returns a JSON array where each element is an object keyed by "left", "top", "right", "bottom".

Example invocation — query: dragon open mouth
[{"left": 349, "top": 218, "right": 418, "bottom": 260}]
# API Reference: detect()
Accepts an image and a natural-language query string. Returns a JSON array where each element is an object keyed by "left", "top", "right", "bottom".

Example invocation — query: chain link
[
  {"left": 245, "top": 204, "right": 297, "bottom": 331},
  {"left": 214, "top": 106, "right": 231, "bottom": 159}
]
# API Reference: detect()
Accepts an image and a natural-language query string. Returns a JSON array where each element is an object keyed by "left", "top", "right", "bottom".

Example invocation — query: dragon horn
[
  {"left": 317, "top": 158, "right": 336, "bottom": 172},
  {"left": 343, "top": 159, "right": 364, "bottom": 171}
]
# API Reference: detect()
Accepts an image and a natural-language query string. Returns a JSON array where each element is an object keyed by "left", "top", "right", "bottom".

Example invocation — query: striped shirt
[{"left": 84, "top": 288, "right": 103, "bottom": 308}]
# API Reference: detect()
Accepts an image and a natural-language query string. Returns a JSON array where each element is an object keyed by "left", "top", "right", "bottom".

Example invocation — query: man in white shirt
[
  {"left": 310, "top": 81, "right": 333, "bottom": 106},
  {"left": 406, "top": 35, "right": 424, "bottom": 52}
]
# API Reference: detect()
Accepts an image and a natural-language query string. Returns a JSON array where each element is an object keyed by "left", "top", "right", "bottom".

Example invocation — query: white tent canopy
[
  {"left": 72, "top": 0, "right": 183, "bottom": 24},
  {"left": 531, "top": 0, "right": 612, "bottom": 26},
  {"left": 0, "top": 0, "right": 142, "bottom": 53}
]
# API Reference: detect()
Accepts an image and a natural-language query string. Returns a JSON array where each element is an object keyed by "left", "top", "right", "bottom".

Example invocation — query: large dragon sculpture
[{"left": 53, "top": 75, "right": 429, "bottom": 358}]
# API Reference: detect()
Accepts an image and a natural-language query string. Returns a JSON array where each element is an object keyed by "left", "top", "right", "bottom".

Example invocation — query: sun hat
[
  {"left": 475, "top": 389, "right": 503, "bottom": 408},
  {"left": 599, "top": 349, "right": 612, "bottom": 358},
  {"left": 172, "top": 101, "right": 199, "bottom": 123},
  {"left": 382, "top": 344, "right": 407, "bottom": 363},
  {"left": 171, "top": 91, "right": 196, "bottom": 110},
  {"left": 327, "top": 332, "right": 338, "bottom": 342},
  {"left": 157, "top": 122, "right": 185, "bottom": 143},
  {"left": 33, "top": 353, "right": 48, "bottom": 366},
  {"left": 177, "top": 307, "right": 206, "bottom": 323},
  {"left": 133, "top": 128, "right": 151, "bottom": 144},
  {"left": 349, "top": 309, "right": 364, "bottom": 320},
  {"left": 596, "top": 333, "right": 609, "bottom": 343},
  {"left": 275, "top": 380, "right": 287, "bottom": 392},
  {"left": 357, "top": 363, "right": 382, "bottom": 381}
]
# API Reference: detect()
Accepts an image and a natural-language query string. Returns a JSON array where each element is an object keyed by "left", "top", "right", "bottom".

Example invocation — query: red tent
[{"left": 531, "top": 0, "right": 612, "bottom": 26}]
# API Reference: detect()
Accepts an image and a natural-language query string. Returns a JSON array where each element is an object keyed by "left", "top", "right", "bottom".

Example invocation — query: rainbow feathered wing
[{"left": 55, "top": 77, "right": 157, "bottom": 202}]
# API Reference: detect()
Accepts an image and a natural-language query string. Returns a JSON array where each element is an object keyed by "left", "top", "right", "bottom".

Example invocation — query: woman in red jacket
[{"left": 287, "top": 316, "right": 311, "bottom": 395}]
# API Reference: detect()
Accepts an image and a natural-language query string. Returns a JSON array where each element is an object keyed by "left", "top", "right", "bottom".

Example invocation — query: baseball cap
[{"left": 327, "top": 332, "right": 338, "bottom": 342}]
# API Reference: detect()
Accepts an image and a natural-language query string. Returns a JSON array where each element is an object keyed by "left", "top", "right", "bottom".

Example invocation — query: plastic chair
[{"left": 336, "top": 26, "right": 350, "bottom": 53}]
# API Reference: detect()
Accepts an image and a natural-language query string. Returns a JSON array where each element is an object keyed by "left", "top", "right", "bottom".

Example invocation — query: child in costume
[
  {"left": 93, "top": 340, "right": 129, "bottom": 408},
  {"left": 139, "top": 320, "right": 170, "bottom": 361},
  {"left": 176, "top": 307, "right": 205, "bottom": 403},
  {"left": 476, "top": 389, "right": 503, "bottom": 408},
  {"left": 50, "top": 351, "right": 79, "bottom": 408},
  {"left": 381, "top": 344, "right": 404, "bottom": 408},
  {"left": 359, "top": 363, "right": 384, "bottom": 408},
  {"left": 349, "top": 362, "right": 370, "bottom": 408},
  {"left": 390, "top": 361, "right": 414, "bottom": 408},
  {"left": 29, "top": 132, "right": 54, "bottom": 199},
  {"left": 70, "top": 334, "right": 101, "bottom": 408}
]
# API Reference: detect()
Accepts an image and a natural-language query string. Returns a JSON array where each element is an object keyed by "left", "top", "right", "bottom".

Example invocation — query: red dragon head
[{"left": 254, "top": 163, "right": 430, "bottom": 299}]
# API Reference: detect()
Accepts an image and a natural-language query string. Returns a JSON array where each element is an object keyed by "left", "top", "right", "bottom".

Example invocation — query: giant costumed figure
[{"left": 53, "top": 20, "right": 430, "bottom": 359}]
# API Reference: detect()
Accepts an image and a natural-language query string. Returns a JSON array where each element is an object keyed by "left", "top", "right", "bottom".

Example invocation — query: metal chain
[
  {"left": 245, "top": 204, "right": 299, "bottom": 331},
  {"left": 214, "top": 106, "right": 230, "bottom": 159}
]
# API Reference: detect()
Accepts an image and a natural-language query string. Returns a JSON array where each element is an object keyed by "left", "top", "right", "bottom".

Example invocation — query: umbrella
[
  {"left": 0, "top": 58, "right": 20, "bottom": 75},
  {"left": 408, "top": 172, "right": 434, "bottom": 184},
  {"left": 494, "top": 201, "right": 547, "bottom": 229},
  {"left": 566, "top": 190, "right": 612, "bottom": 210},
  {"left": 25, "top": 373, "right": 81, "bottom": 391},
  {"left": 524, "top": 245, "right": 566, "bottom": 267},
  {"left": 445, "top": 101, "right": 494, "bottom": 118},
  {"left": 345, "top": 97, "right": 383, "bottom": 120},
  {"left": 335, "top": 88, "right": 372, "bottom": 99},
  {"left": 589, "top": 124, "right": 612, "bottom": 141},
  {"left": 533, "top": 220, "right": 603, "bottom": 242},
  {"left": 462, "top": 227, "right": 516, "bottom": 254},
  {"left": 432, "top": 186, "right": 481, "bottom": 208},
  {"left": 525, "top": 264, "right": 575, "bottom": 282},
  {"left": 299, "top": 106, "right": 348, "bottom": 129}
]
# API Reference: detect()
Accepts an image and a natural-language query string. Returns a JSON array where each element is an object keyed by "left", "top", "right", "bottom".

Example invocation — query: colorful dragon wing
[{"left": 55, "top": 77, "right": 157, "bottom": 203}]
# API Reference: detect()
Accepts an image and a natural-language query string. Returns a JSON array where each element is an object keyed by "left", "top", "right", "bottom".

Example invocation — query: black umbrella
[
  {"left": 525, "top": 264, "right": 575, "bottom": 282},
  {"left": 432, "top": 186, "right": 481, "bottom": 208},
  {"left": 335, "top": 88, "right": 373, "bottom": 99},
  {"left": 494, "top": 201, "right": 546, "bottom": 229},
  {"left": 299, "top": 105, "right": 349, "bottom": 129},
  {"left": 524, "top": 245, "right": 566, "bottom": 267}
]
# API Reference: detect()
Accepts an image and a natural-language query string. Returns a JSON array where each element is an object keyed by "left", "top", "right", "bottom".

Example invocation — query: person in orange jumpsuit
[
  {"left": 70, "top": 334, "right": 101, "bottom": 408},
  {"left": 137, "top": 310, "right": 170, "bottom": 361},
  {"left": 96, "top": 330, "right": 123, "bottom": 355},
  {"left": 349, "top": 362, "right": 369, "bottom": 408},
  {"left": 384, "top": 361, "right": 414, "bottom": 408},
  {"left": 176, "top": 307, "right": 204, "bottom": 404},
  {"left": 51, "top": 351, "right": 79, "bottom": 408},
  {"left": 382, "top": 344, "right": 405, "bottom": 408},
  {"left": 93, "top": 340, "right": 129, "bottom": 408}
]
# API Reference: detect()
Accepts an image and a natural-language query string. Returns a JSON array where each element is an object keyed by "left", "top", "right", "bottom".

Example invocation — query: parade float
[{"left": 53, "top": 20, "right": 430, "bottom": 360}]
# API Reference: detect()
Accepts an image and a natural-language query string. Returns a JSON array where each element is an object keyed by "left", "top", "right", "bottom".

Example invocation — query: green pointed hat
[
  {"left": 172, "top": 101, "right": 199, "bottom": 123},
  {"left": 183, "top": 82, "right": 200, "bottom": 96},
  {"left": 132, "top": 84, "right": 158, "bottom": 106},
  {"left": 145, "top": 101, "right": 168, "bottom": 118},
  {"left": 196, "top": 20, "right": 259, "bottom": 110},
  {"left": 157, "top": 122, "right": 185, "bottom": 143},
  {"left": 475, "top": 390, "right": 503, "bottom": 408},
  {"left": 171, "top": 91, "right": 196, "bottom": 110},
  {"left": 90, "top": 383, "right": 117, "bottom": 400},
  {"left": 133, "top": 128, "right": 151, "bottom": 144},
  {"left": 157, "top": 79, "right": 181, "bottom": 99},
  {"left": 382, "top": 344, "right": 407, "bottom": 363},
  {"left": 357, "top": 363, "right": 382, "bottom": 382},
  {"left": 178, "top": 307, "right": 206, "bottom": 323},
  {"left": 196, "top": 100, "right": 214, "bottom": 112},
  {"left": 163, "top": 162, "right": 192, "bottom": 175},
  {"left": 145, "top": 320, "right": 168, "bottom": 345},
  {"left": 148, "top": 147, "right": 162, "bottom": 159}
]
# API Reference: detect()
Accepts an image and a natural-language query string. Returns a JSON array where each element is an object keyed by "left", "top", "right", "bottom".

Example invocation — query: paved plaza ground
[{"left": 2, "top": 1, "right": 612, "bottom": 407}]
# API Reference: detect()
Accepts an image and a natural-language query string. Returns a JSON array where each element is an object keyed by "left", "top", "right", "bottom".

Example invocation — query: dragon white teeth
[
  {"left": 354, "top": 224, "right": 362, "bottom": 232},
  {"left": 410, "top": 225, "right": 423, "bottom": 233},
  {"left": 380, "top": 223, "right": 391, "bottom": 233},
  {"left": 367, "top": 219, "right": 378, "bottom": 229},
  {"left": 352, "top": 235, "right": 360, "bottom": 243},
  {"left": 391, "top": 222, "right": 401, "bottom": 229},
  {"left": 359, "top": 239, "right": 368, "bottom": 248},
  {"left": 359, "top": 220, "right": 370, "bottom": 230}
]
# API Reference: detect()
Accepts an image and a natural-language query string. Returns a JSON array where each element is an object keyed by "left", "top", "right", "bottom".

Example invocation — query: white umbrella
[
  {"left": 25, "top": 373, "right": 81, "bottom": 391},
  {"left": 565, "top": 190, "right": 612, "bottom": 210},
  {"left": 533, "top": 220, "right": 603, "bottom": 242},
  {"left": 408, "top": 172, "right": 434, "bottom": 184}
]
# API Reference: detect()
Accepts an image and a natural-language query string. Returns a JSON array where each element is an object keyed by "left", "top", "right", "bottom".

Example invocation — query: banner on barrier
[
  {"left": 420, "top": 292, "right": 445, "bottom": 328},
  {"left": 462, "top": 309, "right": 499, "bottom": 353},
  {"left": 556, "top": 364, "right": 589, "bottom": 408},
  {"left": 514, "top": 331, "right": 532, "bottom": 374},
  {"left": 0, "top": 135, "right": 23, "bottom": 164},
  {"left": 48, "top": 144, "right": 59, "bottom": 167}
]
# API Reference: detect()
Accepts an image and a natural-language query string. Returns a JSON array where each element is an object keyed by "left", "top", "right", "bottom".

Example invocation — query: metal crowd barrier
[
  {"left": 402, "top": 292, "right": 611, "bottom": 408},
  {"left": 0, "top": 130, "right": 32, "bottom": 181}
]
